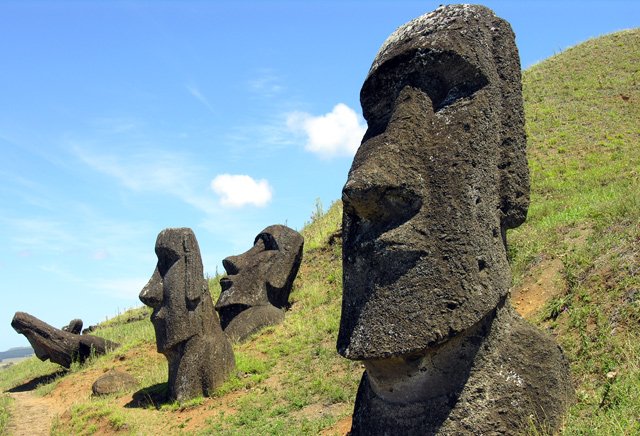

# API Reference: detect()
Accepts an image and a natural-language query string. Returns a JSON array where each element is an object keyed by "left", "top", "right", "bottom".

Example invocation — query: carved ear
[
  {"left": 492, "top": 18, "right": 530, "bottom": 232},
  {"left": 183, "top": 232, "right": 203, "bottom": 309}
]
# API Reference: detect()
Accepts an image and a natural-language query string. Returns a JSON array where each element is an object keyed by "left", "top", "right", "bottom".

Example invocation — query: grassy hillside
[
  {"left": 1, "top": 28, "right": 638, "bottom": 435},
  {"left": 513, "top": 28, "right": 640, "bottom": 434}
]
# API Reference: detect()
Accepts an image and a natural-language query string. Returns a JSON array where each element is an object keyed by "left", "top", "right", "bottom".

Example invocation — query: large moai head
[
  {"left": 215, "top": 224, "right": 304, "bottom": 342},
  {"left": 140, "top": 228, "right": 215, "bottom": 353},
  {"left": 338, "top": 4, "right": 530, "bottom": 360}
]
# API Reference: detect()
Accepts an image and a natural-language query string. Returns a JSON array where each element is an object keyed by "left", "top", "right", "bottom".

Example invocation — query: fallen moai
[
  {"left": 140, "top": 227, "right": 235, "bottom": 401},
  {"left": 215, "top": 225, "right": 304, "bottom": 343},
  {"left": 337, "top": 4, "right": 573, "bottom": 434},
  {"left": 11, "top": 312, "right": 118, "bottom": 369}
]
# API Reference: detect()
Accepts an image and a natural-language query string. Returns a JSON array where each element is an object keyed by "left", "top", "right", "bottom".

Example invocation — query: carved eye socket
[
  {"left": 155, "top": 247, "right": 180, "bottom": 276},
  {"left": 255, "top": 233, "right": 279, "bottom": 251},
  {"left": 361, "top": 49, "right": 488, "bottom": 139}
]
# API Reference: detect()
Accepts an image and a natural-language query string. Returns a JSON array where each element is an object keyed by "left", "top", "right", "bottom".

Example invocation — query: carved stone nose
[
  {"left": 222, "top": 257, "right": 239, "bottom": 275},
  {"left": 139, "top": 268, "right": 163, "bottom": 309},
  {"left": 342, "top": 179, "right": 385, "bottom": 221}
]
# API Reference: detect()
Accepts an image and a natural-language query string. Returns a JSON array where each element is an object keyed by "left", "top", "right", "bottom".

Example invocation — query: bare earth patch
[
  {"left": 6, "top": 390, "right": 58, "bottom": 436},
  {"left": 512, "top": 257, "right": 565, "bottom": 318}
]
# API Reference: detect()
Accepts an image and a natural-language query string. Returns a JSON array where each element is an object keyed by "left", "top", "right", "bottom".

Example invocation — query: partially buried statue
[
  {"left": 215, "top": 225, "right": 303, "bottom": 343},
  {"left": 337, "top": 5, "right": 573, "bottom": 434},
  {"left": 140, "top": 227, "right": 235, "bottom": 402},
  {"left": 12, "top": 312, "right": 117, "bottom": 368}
]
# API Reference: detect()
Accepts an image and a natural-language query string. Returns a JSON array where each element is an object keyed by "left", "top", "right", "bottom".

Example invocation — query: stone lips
[
  {"left": 215, "top": 224, "right": 303, "bottom": 343},
  {"left": 339, "top": 3, "right": 529, "bottom": 360},
  {"left": 350, "top": 302, "right": 574, "bottom": 434},
  {"left": 140, "top": 227, "right": 234, "bottom": 401}
]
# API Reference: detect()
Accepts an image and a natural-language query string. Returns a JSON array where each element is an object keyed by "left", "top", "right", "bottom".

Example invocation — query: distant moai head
[
  {"left": 215, "top": 225, "right": 304, "bottom": 333},
  {"left": 338, "top": 4, "right": 530, "bottom": 360},
  {"left": 140, "top": 227, "right": 211, "bottom": 353}
]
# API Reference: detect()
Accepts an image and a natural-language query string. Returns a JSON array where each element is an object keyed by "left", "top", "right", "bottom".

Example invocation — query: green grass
[
  {"left": 2, "top": 28, "right": 639, "bottom": 435},
  {"left": 512, "top": 28, "right": 640, "bottom": 433},
  {"left": 0, "top": 394, "right": 12, "bottom": 434}
]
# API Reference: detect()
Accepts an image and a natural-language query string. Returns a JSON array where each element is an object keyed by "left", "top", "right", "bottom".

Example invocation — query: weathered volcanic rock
[
  {"left": 92, "top": 369, "right": 138, "bottom": 396},
  {"left": 337, "top": 4, "right": 573, "bottom": 434},
  {"left": 11, "top": 312, "right": 118, "bottom": 368},
  {"left": 140, "top": 227, "right": 235, "bottom": 401},
  {"left": 62, "top": 319, "right": 83, "bottom": 335},
  {"left": 215, "top": 225, "right": 304, "bottom": 343}
]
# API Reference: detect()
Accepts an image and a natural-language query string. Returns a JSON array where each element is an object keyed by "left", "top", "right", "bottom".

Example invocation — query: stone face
[
  {"left": 337, "top": 4, "right": 572, "bottom": 434},
  {"left": 139, "top": 227, "right": 235, "bottom": 402},
  {"left": 11, "top": 312, "right": 118, "bottom": 368},
  {"left": 92, "top": 369, "right": 138, "bottom": 396},
  {"left": 215, "top": 225, "right": 303, "bottom": 343},
  {"left": 62, "top": 319, "right": 83, "bottom": 335}
]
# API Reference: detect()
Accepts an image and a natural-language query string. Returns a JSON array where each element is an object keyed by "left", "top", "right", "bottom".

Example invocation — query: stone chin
[{"left": 221, "top": 305, "right": 284, "bottom": 343}]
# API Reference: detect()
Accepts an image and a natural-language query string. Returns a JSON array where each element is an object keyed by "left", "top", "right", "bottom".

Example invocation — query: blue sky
[{"left": 1, "top": 1, "right": 638, "bottom": 351}]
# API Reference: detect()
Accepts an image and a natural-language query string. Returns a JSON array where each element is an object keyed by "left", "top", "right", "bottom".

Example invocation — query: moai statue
[
  {"left": 12, "top": 312, "right": 116, "bottom": 368},
  {"left": 337, "top": 5, "right": 573, "bottom": 434},
  {"left": 140, "top": 227, "right": 235, "bottom": 402},
  {"left": 215, "top": 225, "right": 304, "bottom": 343},
  {"left": 62, "top": 319, "right": 83, "bottom": 334}
]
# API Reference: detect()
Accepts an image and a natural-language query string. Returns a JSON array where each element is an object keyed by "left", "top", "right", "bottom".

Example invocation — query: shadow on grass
[
  {"left": 125, "top": 383, "right": 168, "bottom": 409},
  {"left": 5, "top": 369, "right": 68, "bottom": 393}
]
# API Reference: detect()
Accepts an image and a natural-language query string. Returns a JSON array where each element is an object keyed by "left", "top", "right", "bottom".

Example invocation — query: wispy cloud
[
  {"left": 6, "top": 217, "right": 75, "bottom": 253},
  {"left": 248, "top": 69, "right": 285, "bottom": 98},
  {"left": 70, "top": 145, "right": 218, "bottom": 215},
  {"left": 211, "top": 174, "right": 273, "bottom": 208},
  {"left": 94, "top": 277, "right": 149, "bottom": 300},
  {"left": 287, "top": 103, "right": 366, "bottom": 159},
  {"left": 89, "top": 117, "right": 140, "bottom": 134},
  {"left": 186, "top": 82, "right": 216, "bottom": 115}
]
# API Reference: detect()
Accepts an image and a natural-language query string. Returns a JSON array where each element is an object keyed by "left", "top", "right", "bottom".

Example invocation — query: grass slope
[
  {"left": 514, "top": 28, "right": 640, "bottom": 434},
  {"left": 1, "top": 28, "right": 638, "bottom": 434}
]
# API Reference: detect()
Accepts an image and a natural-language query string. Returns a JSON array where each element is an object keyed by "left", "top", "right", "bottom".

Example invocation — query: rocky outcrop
[
  {"left": 215, "top": 225, "right": 304, "bottom": 343},
  {"left": 338, "top": 4, "right": 573, "bottom": 434},
  {"left": 140, "top": 227, "right": 235, "bottom": 401},
  {"left": 11, "top": 312, "right": 118, "bottom": 368}
]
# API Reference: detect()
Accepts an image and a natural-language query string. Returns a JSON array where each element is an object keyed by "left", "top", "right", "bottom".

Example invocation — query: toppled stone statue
[
  {"left": 215, "top": 225, "right": 304, "bottom": 343},
  {"left": 140, "top": 227, "right": 235, "bottom": 401},
  {"left": 337, "top": 5, "right": 573, "bottom": 434},
  {"left": 12, "top": 312, "right": 118, "bottom": 368},
  {"left": 62, "top": 319, "right": 83, "bottom": 335}
]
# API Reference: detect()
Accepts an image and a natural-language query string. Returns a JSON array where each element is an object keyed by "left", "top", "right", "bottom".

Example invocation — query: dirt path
[{"left": 5, "top": 390, "right": 57, "bottom": 436}]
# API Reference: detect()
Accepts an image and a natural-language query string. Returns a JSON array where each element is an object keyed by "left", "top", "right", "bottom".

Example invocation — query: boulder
[{"left": 92, "top": 369, "right": 138, "bottom": 396}]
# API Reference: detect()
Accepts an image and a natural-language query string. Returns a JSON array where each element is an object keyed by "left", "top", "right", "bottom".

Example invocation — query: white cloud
[
  {"left": 211, "top": 174, "right": 273, "bottom": 208},
  {"left": 287, "top": 103, "right": 366, "bottom": 158}
]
